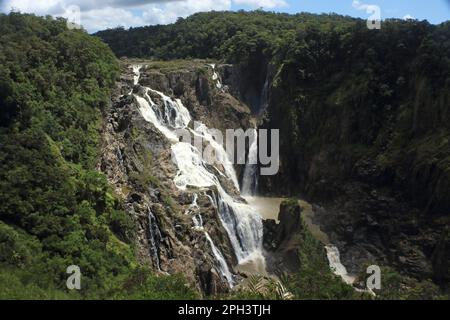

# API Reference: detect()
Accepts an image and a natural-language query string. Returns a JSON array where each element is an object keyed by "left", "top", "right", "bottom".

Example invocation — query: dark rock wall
[
  {"left": 253, "top": 57, "right": 450, "bottom": 286},
  {"left": 227, "top": 58, "right": 449, "bottom": 287}
]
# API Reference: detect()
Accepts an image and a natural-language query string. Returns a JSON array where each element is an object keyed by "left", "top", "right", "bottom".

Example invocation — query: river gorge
[{"left": 99, "top": 59, "right": 373, "bottom": 295}]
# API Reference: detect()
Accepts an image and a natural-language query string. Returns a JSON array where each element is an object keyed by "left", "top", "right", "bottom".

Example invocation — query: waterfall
[
  {"left": 185, "top": 193, "right": 199, "bottom": 215},
  {"left": 147, "top": 206, "right": 163, "bottom": 271},
  {"left": 135, "top": 93, "right": 179, "bottom": 142},
  {"left": 208, "top": 64, "right": 223, "bottom": 89},
  {"left": 131, "top": 64, "right": 264, "bottom": 286},
  {"left": 191, "top": 123, "right": 240, "bottom": 191},
  {"left": 325, "top": 245, "right": 355, "bottom": 285},
  {"left": 325, "top": 245, "right": 376, "bottom": 296},
  {"left": 170, "top": 134, "right": 263, "bottom": 264},
  {"left": 205, "top": 232, "right": 234, "bottom": 287},
  {"left": 186, "top": 193, "right": 234, "bottom": 287},
  {"left": 259, "top": 75, "right": 270, "bottom": 115},
  {"left": 241, "top": 128, "right": 258, "bottom": 196},
  {"left": 132, "top": 65, "right": 142, "bottom": 85}
]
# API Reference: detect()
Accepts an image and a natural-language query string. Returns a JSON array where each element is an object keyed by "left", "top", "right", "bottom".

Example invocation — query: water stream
[
  {"left": 325, "top": 245, "right": 356, "bottom": 285},
  {"left": 241, "top": 128, "right": 259, "bottom": 196}
]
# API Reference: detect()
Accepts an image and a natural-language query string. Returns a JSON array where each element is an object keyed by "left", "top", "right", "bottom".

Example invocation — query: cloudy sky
[{"left": 0, "top": 0, "right": 449, "bottom": 33}]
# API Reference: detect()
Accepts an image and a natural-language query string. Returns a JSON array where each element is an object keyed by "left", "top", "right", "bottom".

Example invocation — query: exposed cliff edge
[{"left": 102, "top": 58, "right": 448, "bottom": 294}]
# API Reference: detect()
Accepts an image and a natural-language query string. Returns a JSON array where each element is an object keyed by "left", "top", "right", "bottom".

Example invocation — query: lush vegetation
[
  {"left": 0, "top": 13, "right": 197, "bottom": 299},
  {"left": 261, "top": 14, "right": 449, "bottom": 290},
  {"left": 95, "top": 10, "right": 357, "bottom": 62},
  {"left": 266, "top": 15, "right": 450, "bottom": 210}
]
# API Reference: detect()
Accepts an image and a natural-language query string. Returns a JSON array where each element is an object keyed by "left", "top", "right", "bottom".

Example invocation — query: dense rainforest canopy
[
  {"left": 0, "top": 12, "right": 198, "bottom": 299},
  {"left": 95, "top": 10, "right": 360, "bottom": 61}
]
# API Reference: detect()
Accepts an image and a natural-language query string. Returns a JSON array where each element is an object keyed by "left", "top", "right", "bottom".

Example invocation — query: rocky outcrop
[
  {"left": 138, "top": 63, "right": 252, "bottom": 132},
  {"left": 276, "top": 201, "right": 303, "bottom": 246},
  {"left": 98, "top": 60, "right": 254, "bottom": 296},
  {"left": 263, "top": 200, "right": 305, "bottom": 274}
]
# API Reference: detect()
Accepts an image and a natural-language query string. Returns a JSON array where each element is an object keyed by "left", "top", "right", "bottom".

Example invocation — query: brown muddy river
[{"left": 245, "top": 196, "right": 329, "bottom": 244}]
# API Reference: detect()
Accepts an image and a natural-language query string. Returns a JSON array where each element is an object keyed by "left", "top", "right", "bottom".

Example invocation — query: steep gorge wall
[{"left": 227, "top": 55, "right": 449, "bottom": 286}]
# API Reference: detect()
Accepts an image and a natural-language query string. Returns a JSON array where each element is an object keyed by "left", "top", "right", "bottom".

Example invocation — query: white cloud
[
  {"left": 233, "top": 0, "right": 287, "bottom": 9},
  {"left": 0, "top": 0, "right": 287, "bottom": 32},
  {"left": 2, "top": 0, "right": 64, "bottom": 15},
  {"left": 1, "top": 0, "right": 177, "bottom": 13},
  {"left": 352, "top": 0, "right": 372, "bottom": 11},
  {"left": 80, "top": 7, "right": 147, "bottom": 31},
  {"left": 142, "top": 0, "right": 231, "bottom": 25},
  {"left": 403, "top": 14, "right": 415, "bottom": 20}
]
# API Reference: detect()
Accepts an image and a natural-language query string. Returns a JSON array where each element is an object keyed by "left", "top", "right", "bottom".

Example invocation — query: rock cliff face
[
  {"left": 201, "top": 57, "right": 448, "bottom": 288},
  {"left": 233, "top": 58, "right": 449, "bottom": 288},
  {"left": 98, "top": 60, "right": 253, "bottom": 295}
]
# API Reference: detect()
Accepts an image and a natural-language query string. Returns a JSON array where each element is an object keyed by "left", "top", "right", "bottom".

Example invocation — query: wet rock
[
  {"left": 129, "top": 193, "right": 142, "bottom": 202},
  {"left": 197, "top": 264, "right": 229, "bottom": 296}
]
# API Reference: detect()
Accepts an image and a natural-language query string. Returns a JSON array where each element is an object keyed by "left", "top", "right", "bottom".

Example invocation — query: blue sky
[
  {"left": 245, "top": 0, "right": 449, "bottom": 25},
  {"left": 1, "top": 0, "right": 449, "bottom": 32}
]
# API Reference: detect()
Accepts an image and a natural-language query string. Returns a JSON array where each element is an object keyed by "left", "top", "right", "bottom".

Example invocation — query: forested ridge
[
  {"left": 0, "top": 13, "right": 198, "bottom": 299},
  {"left": 95, "top": 10, "right": 360, "bottom": 61}
]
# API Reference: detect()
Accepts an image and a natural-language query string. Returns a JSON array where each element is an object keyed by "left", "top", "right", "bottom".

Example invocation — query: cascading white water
[
  {"left": 325, "top": 245, "right": 355, "bottom": 285},
  {"left": 241, "top": 128, "right": 258, "bottom": 196},
  {"left": 205, "top": 232, "right": 234, "bottom": 286},
  {"left": 135, "top": 93, "right": 179, "bottom": 142},
  {"left": 132, "top": 65, "right": 142, "bottom": 85},
  {"left": 208, "top": 64, "right": 223, "bottom": 89},
  {"left": 188, "top": 194, "right": 234, "bottom": 287},
  {"left": 191, "top": 123, "right": 240, "bottom": 191},
  {"left": 131, "top": 65, "right": 265, "bottom": 286},
  {"left": 170, "top": 135, "right": 263, "bottom": 264},
  {"left": 325, "top": 245, "right": 376, "bottom": 296},
  {"left": 147, "top": 88, "right": 192, "bottom": 129}
]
